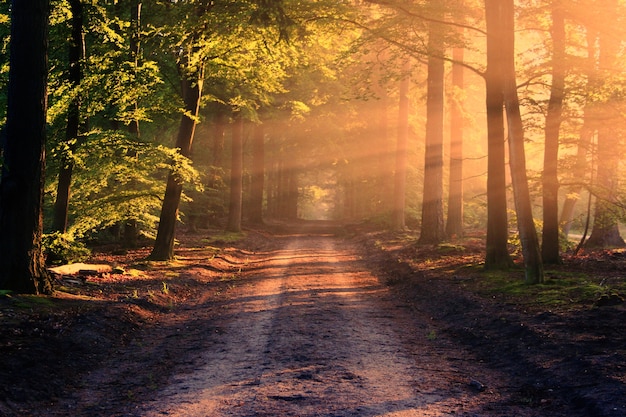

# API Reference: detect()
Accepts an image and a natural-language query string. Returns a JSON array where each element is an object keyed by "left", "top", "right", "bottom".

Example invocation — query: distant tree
[
  {"left": 445, "top": 0, "right": 466, "bottom": 240},
  {"left": 445, "top": 41, "right": 465, "bottom": 240},
  {"left": 418, "top": 8, "right": 446, "bottom": 245},
  {"left": 392, "top": 62, "right": 410, "bottom": 231},
  {"left": 226, "top": 115, "right": 244, "bottom": 232},
  {"left": 249, "top": 122, "right": 265, "bottom": 224},
  {"left": 0, "top": 0, "right": 53, "bottom": 294},
  {"left": 559, "top": 30, "right": 596, "bottom": 237},
  {"left": 585, "top": 0, "right": 625, "bottom": 249}
]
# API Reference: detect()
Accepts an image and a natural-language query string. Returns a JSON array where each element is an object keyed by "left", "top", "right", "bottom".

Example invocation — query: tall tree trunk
[
  {"left": 226, "top": 115, "right": 244, "bottom": 232},
  {"left": 541, "top": 2, "right": 565, "bottom": 264},
  {"left": 501, "top": 0, "right": 544, "bottom": 283},
  {"left": 52, "top": 0, "right": 83, "bottom": 233},
  {"left": 446, "top": 43, "right": 465, "bottom": 240},
  {"left": 392, "top": 64, "right": 410, "bottom": 231},
  {"left": 150, "top": 66, "right": 203, "bottom": 260},
  {"left": 419, "top": 17, "right": 446, "bottom": 244},
  {"left": 585, "top": 0, "right": 625, "bottom": 248},
  {"left": 560, "top": 29, "right": 597, "bottom": 237},
  {"left": 0, "top": 0, "right": 52, "bottom": 294},
  {"left": 484, "top": 0, "right": 514, "bottom": 269},
  {"left": 249, "top": 123, "right": 265, "bottom": 224}
]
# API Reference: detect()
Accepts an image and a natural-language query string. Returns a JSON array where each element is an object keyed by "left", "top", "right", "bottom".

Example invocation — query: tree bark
[
  {"left": 226, "top": 115, "right": 244, "bottom": 232},
  {"left": 52, "top": 0, "right": 84, "bottom": 233},
  {"left": 501, "top": 0, "right": 544, "bottom": 283},
  {"left": 150, "top": 67, "right": 203, "bottom": 260},
  {"left": 249, "top": 123, "right": 265, "bottom": 224},
  {"left": 541, "top": 2, "right": 565, "bottom": 264},
  {"left": 418, "top": 17, "right": 446, "bottom": 244},
  {"left": 484, "top": 0, "right": 514, "bottom": 269},
  {"left": 446, "top": 43, "right": 465, "bottom": 240},
  {"left": 392, "top": 64, "right": 410, "bottom": 231},
  {"left": 0, "top": 0, "right": 53, "bottom": 294}
]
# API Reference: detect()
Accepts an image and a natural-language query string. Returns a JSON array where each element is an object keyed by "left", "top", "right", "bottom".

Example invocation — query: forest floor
[{"left": 1, "top": 220, "right": 625, "bottom": 416}]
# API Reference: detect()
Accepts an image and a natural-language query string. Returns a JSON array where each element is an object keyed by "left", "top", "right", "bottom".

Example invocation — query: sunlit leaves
[{"left": 46, "top": 130, "right": 201, "bottom": 238}]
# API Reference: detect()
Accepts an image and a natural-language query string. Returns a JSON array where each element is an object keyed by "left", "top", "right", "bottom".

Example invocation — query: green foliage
[
  {"left": 45, "top": 130, "right": 202, "bottom": 239},
  {"left": 42, "top": 232, "right": 91, "bottom": 266},
  {"left": 480, "top": 269, "right": 625, "bottom": 309}
]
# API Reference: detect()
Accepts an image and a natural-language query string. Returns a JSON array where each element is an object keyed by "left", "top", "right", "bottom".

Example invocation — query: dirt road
[
  {"left": 130, "top": 231, "right": 522, "bottom": 416},
  {"left": 31, "top": 226, "right": 624, "bottom": 416},
  {"left": 138, "top": 234, "right": 445, "bottom": 416}
]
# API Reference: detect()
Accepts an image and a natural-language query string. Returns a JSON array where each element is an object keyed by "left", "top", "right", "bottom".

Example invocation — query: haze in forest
[{"left": 1, "top": 0, "right": 626, "bottom": 292}]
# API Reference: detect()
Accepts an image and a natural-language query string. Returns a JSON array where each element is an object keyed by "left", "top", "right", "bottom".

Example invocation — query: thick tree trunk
[
  {"left": 249, "top": 123, "right": 265, "bottom": 224},
  {"left": 446, "top": 44, "right": 465, "bottom": 240},
  {"left": 484, "top": 0, "right": 514, "bottom": 269},
  {"left": 541, "top": 2, "right": 565, "bottom": 264},
  {"left": 418, "top": 19, "right": 445, "bottom": 244},
  {"left": 52, "top": 0, "right": 83, "bottom": 233},
  {"left": 150, "top": 69, "right": 203, "bottom": 260},
  {"left": 501, "top": 0, "right": 544, "bottom": 283},
  {"left": 0, "top": 0, "right": 52, "bottom": 294},
  {"left": 226, "top": 115, "right": 244, "bottom": 232},
  {"left": 392, "top": 65, "right": 410, "bottom": 231}
]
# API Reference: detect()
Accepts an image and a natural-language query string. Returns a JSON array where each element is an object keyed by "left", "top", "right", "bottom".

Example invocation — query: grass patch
[
  {"left": 437, "top": 243, "right": 465, "bottom": 252},
  {"left": 476, "top": 269, "right": 620, "bottom": 309},
  {"left": 11, "top": 295, "right": 57, "bottom": 310}
]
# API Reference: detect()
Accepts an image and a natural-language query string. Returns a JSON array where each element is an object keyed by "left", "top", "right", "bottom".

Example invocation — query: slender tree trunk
[
  {"left": 52, "top": 0, "right": 83, "bottom": 233},
  {"left": 419, "top": 18, "right": 446, "bottom": 244},
  {"left": 249, "top": 123, "right": 265, "bottom": 224},
  {"left": 150, "top": 66, "right": 203, "bottom": 260},
  {"left": 0, "top": 0, "right": 52, "bottom": 294},
  {"left": 501, "top": 0, "right": 544, "bottom": 283},
  {"left": 286, "top": 167, "right": 298, "bottom": 219},
  {"left": 560, "top": 29, "right": 597, "bottom": 237},
  {"left": 484, "top": 0, "right": 514, "bottom": 269},
  {"left": 541, "top": 1, "right": 565, "bottom": 264},
  {"left": 226, "top": 115, "right": 244, "bottom": 232},
  {"left": 392, "top": 64, "right": 410, "bottom": 231},
  {"left": 560, "top": 118, "right": 594, "bottom": 236},
  {"left": 446, "top": 43, "right": 465, "bottom": 239},
  {"left": 585, "top": 0, "right": 625, "bottom": 248}
]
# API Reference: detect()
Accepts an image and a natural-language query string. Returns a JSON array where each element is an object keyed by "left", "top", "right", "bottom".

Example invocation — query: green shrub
[{"left": 42, "top": 232, "right": 91, "bottom": 266}]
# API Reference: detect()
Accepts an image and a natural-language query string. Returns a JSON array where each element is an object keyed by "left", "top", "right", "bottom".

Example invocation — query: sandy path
[{"left": 139, "top": 234, "right": 456, "bottom": 416}]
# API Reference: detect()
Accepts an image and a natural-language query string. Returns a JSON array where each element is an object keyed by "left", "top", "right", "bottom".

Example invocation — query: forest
[
  {"left": 1, "top": 1, "right": 626, "bottom": 416},
  {"left": 1, "top": 0, "right": 626, "bottom": 293}
]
